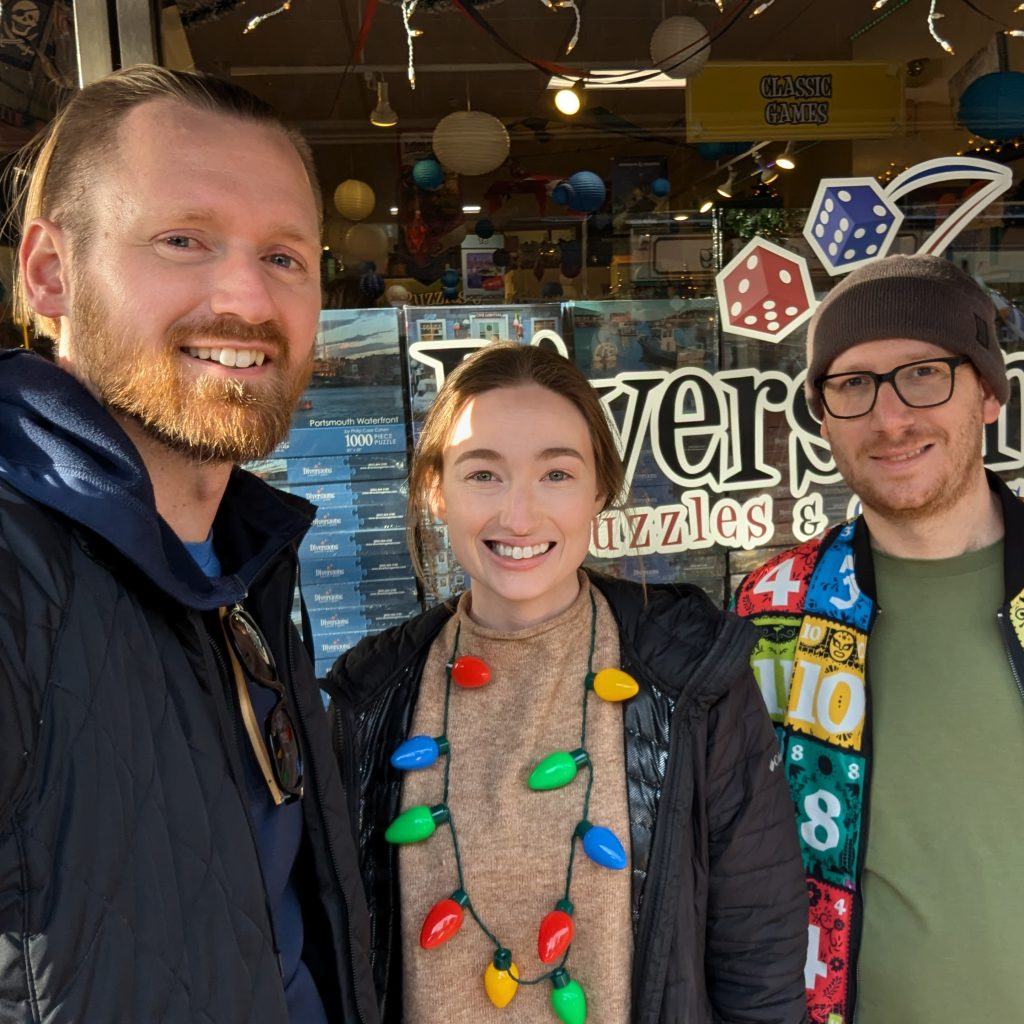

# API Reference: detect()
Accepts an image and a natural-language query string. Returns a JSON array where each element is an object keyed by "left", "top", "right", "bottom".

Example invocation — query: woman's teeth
[
  {"left": 185, "top": 347, "right": 266, "bottom": 368},
  {"left": 491, "top": 542, "right": 553, "bottom": 560}
]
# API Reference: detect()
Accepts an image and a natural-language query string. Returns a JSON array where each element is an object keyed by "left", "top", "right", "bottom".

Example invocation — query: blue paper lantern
[
  {"left": 552, "top": 181, "right": 572, "bottom": 206},
  {"left": 441, "top": 268, "right": 460, "bottom": 288},
  {"left": 565, "top": 171, "right": 606, "bottom": 213},
  {"left": 695, "top": 141, "right": 751, "bottom": 162},
  {"left": 652, "top": 176, "right": 671, "bottom": 197},
  {"left": 413, "top": 158, "right": 445, "bottom": 191},
  {"left": 958, "top": 71, "right": 1024, "bottom": 142},
  {"left": 475, "top": 217, "right": 495, "bottom": 239}
]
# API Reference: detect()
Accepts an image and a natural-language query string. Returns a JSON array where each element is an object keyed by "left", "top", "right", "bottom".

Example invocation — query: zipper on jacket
[
  {"left": 203, "top": 613, "right": 287, "bottom": 980},
  {"left": 285, "top": 568, "right": 370, "bottom": 1024},
  {"left": 996, "top": 609, "right": 1024, "bottom": 705}
]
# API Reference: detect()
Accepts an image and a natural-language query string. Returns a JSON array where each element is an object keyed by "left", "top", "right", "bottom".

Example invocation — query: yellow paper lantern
[
  {"left": 333, "top": 179, "right": 375, "bottom": 221},
  {"left": 432, "top": 110, "right": 510, "bottom": 177},
  {"left": 341, "top": 223, "right": 389, "bottom": 265}
]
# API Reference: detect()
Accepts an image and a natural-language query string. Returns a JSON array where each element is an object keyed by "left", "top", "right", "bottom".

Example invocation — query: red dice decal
[{"left": 716, "top": 236, "right": 816, "bottom": 343}]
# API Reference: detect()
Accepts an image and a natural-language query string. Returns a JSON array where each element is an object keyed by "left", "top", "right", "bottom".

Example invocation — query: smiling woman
[{"left": 327, "top": 343, "right": 809, "bottom": 1024}]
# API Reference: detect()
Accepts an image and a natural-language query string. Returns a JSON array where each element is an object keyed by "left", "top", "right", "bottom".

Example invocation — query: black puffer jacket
[
  {"left": 328, "top": 572, "right": 808, "bottom": 1024},
  {"left": 0, "top": 350, "right": 378, "bottom": 1023}
]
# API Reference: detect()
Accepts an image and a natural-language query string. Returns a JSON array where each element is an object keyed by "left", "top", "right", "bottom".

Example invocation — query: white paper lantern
[
  {"left": 649, "top": 16, "right": 710, "bottom": 80},
  {"left": 342, "top": 223, "right": 389, "bottom": 264},
  {"left": 333, "top": 179, "right": 375, "bottom": 221},
  {"left": 432, "top": 110, "right": 510, "bottom": 177},
  {"left": 323, "top": 220, "right": 350, "bottom": 253}
]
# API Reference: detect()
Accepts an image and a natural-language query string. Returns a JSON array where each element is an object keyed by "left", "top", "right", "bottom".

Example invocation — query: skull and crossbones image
[{"left": 1, "top": 1, "right": 42, "bottom": 58}]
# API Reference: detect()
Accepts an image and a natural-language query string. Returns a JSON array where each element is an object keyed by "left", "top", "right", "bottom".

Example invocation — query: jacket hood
[{"left": 0, "top": 348, "right": 314, "bottom": 610}]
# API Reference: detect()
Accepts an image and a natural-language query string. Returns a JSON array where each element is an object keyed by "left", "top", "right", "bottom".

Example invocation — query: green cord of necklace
[{"left": 437, "top": 589, "right": 599, "bottom": 987}]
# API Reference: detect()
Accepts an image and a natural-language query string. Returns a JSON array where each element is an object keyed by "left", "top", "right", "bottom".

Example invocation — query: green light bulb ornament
[
  {"left": 528, "top": 748, "right": 590, "bottom": 791},
  {"left": 550, "top": 968, "right": 587, "bottom": 1024},
  {"left": 385, "top": 803, "right": 450, "bottom": 844}
]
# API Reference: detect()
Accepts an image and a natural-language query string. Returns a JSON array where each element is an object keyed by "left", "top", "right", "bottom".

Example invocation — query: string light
[
  {"left": 749, "top": 0, "right": 776, "bottom": 15},
  {"left": 550, "top": 969, "right": 587, "bottom": 1024},
  {"left": 1006, "top": 29, "right": 1024, "bottom": 37},
  {"left": 928, "top": 0, "right": 954, "bottom": 55},
  {"left": 243, "top": 0, "right": 292, "bottom": 33},
  {"left": 402, "top": 0, "right": 419, "bottom": 88}
]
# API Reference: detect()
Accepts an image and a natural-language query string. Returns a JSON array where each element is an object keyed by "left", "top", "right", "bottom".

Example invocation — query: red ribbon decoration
[{"left": 352, "top": 0, "right": 380, "bottom": 64}]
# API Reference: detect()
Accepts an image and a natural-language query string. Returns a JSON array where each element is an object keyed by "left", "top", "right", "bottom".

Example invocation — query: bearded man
[
  {"left": 734, "top": 254, "right": 1024, "bottom": 1024},
  {"left": 0, "top": 66, "right": 378, "bottom": 1024}
]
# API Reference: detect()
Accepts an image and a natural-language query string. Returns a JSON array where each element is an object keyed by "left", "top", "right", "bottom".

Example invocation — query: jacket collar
[
  {"left": 850, "top": 469, "right": 1024, "bottom": 605},
  {"left": 0, "top": 349, "right": 313, "bottom": 610}
]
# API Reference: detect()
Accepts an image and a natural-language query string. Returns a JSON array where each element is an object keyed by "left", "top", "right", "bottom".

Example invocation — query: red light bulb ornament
[
  {"left": 538, "top": 899, "right": 575, "bottom": 963},
  {"left": 420, "top": 888, "right": 470, "bottom": 949},
  {"left": 450, "top": 654, "right": 491, "bottom": 688},
  {"left": 550, "top": 968, "right": 587, "bottom": 1024},
  {"left": 484, "top": 947, "right": 519, "bottom": 1008}
]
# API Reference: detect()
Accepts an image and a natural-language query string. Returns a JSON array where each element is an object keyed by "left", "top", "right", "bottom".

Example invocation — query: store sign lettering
[
  {"left": 409, "top": 338, "right": 1024, "bottom": 555},
  {"left": 761, "top": 74, "right": 832, "bottom": 127}
]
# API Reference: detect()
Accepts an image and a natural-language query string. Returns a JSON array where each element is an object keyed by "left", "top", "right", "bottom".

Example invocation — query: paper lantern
[
  {"left": 475, "top": 217, "right": 495, "bottom": 239},
  {"left": 432, "top": 110, "right": 510, "bottom": 176},
  {"left": 552, "top": 182, "right": 571, "bottom": 206},
  {"left": 565, "top": 171, "right": 605, "bottom": 213},
  {"left": 652, "top": 177, "right": 671, "bottom": 197},
  {"left": 492, "top": 248, "right": 510, "bottom": 269},
  {"left": 413, "top": 158, "right": 445, "bottom": 191},
  {"left": 696, "top": 141, "right": 752, "bottom": 162},
  {"left": 958, "top": 72, "right": 1024, "bottom": 142},
  {"left": 323, "top": 220, "right": 350, "bottom": 253},
  {"left": 342, "top": 223, "right": 389, "bottom": 264},
  {"left": 385, "top": 284, "right": 412, "bottom": 306},
  {"left": 441, "top": 268, "right": 460, "bottom": 288},
  {"left": 650, "top": 16, "right": 710, "bottom": 80},
  {"left": 333, "top": 179, "right": 375, "bottom": 221}
]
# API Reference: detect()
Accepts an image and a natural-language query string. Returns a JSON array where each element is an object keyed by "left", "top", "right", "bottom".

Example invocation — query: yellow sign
[{"left": 686, "top": 61, "right": 904, "bottom": 141}]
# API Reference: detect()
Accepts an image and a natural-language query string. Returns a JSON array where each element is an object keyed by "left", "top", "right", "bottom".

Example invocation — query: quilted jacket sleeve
[
  {"left": 0, "top": 495, "right": 69, "bottom": 832},
  {"left": 704, "top": 664, "right": 808, "bottom": 1024}
]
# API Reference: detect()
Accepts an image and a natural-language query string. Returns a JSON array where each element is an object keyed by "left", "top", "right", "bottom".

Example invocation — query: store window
[{"left": 5, "top": 0, "right": 1024, "bottom": 656}]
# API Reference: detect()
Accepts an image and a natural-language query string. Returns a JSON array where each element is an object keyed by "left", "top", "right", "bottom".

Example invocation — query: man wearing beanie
[{"left": 734, "top": 254, "right": 1023, "bottom": 1024}]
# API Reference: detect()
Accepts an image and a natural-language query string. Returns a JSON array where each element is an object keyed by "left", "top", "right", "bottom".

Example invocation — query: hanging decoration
[
  {"left": 243, "top": 0, "right": 293, "bottom": 34},
  {"left": 334, "top": 179, "right": 375, "bottom": 221},
  {"left": 957, "top": 72, "right": 1024, "bottom": 143},
  {"left": 537, "top": 0, "right": 581, "bottom": 54},
  {"left": 552, "top": 171, "right": 606, "bottom": 214},
  {"left": 383, "top": 593, "right": 636, "bottom": 1019},
  {"left": 441, "top": 267, "right": 461, "bottom": 300},
  {"left": 413, "top": 157, "right": 445, "bottom": 191},
  {"left": 474, "top": 217, "right": 495, "bottom": 239},
  {"left": 651, "top": 177, "right": 671, "bottom": 198},
  {"left": 358, "top": 262, "right": 386, "bottom": 303},
  {"left": 927, "top": 0, "right": 954, "bottom": 54},
  {"left": 342, "top": 223, "right": 389, "bottom": 265},
  {"left": 433, "top": 110, "right": 510, "bottom": 176},
  {"left": 649, "top": 16, "right": 710, "bottom": 80}
]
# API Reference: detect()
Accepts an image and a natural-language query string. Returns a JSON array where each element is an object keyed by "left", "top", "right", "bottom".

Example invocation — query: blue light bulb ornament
[
  {"left": 391, "top": 734, "right": 450, "bottom": 771},
  {"left": 575, "top": 820, "right": 627, "bottom": 870}
]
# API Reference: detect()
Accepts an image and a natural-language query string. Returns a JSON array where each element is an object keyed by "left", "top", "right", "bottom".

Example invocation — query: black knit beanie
[{"left": 805, "top": 254, "right": 1007, "bottom": 419}]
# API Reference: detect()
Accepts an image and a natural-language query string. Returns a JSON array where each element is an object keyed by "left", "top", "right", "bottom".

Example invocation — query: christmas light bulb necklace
[{"left": 385, "top": 588, "right": 639, "bottom": 1023}]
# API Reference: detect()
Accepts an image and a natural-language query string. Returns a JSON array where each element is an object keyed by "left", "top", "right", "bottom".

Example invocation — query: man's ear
[
  {"left": 19, "top": 218, "right": 70, "bottom": 321},
  {"left": 820, "top": 416, "right": 831, "bottom": 444},
  {"left": 980, "top": 377, "right": 1002, "bottom": 427}
]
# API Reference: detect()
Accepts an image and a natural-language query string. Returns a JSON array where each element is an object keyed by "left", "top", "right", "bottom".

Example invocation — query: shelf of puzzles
[{"left": 250, "top": 150, "right": 1024, "bottom": 676}]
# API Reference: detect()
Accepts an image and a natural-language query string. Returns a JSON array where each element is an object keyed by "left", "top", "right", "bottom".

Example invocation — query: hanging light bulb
[
  {"left": 529, "top": 748, "right": 590, "bottom": 790},
  {"left": 588, "top": 668, "right": 639, "bottom": 702},
  {"left": 420, "top": 889, "right": 470, "bottom": 949},
  {"left": 370, "top": 79, "right": 398, "bottom": 128},
  {"left": 390, "top": 734, "right": 450, "bottom": 771},
  {"left": 538, "top": 900, "right": 575, "bottom": 963},
  {"left": 776, "top": 141, "right": 796, "bottom": 170},
  {"left": 673, "top": 212, "right": 689, "bottom": 221},
  {"left": 550, "top": 968, "right": 588, "bottom": 1024},
  {"left": 699, "top": 197, "right": 715, "bottom": 213},
  {"left": 716, "top": 169, "right": 736, "bottom": 198},
  {"left": 484, "top": 949, "right": 519, "bottom": 1007},
  {"left": 575, "top": 820, "right": 628, "bottom": 869},
  {"left": 554, "top": 84, "right": 583, "bottom": 116},
  {"left": 451, "top": 654, "right": 491, "bottom": 688},
  {"left": 384, "top": 803, "right": 450, "bottom": 844},
  {"left": 749, "top": 0, "right": 777, "bottom": 14}
]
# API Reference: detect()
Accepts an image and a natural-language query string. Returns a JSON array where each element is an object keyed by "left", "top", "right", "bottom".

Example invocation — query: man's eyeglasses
[
  {"left": 224, "top": 604, "right": 304, "bottom": 804},
  {"left": 815, "top": 355, "right": 969, "bottom": 420}
]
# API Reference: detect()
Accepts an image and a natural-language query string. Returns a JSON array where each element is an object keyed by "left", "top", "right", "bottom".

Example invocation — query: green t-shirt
[{"left": 857, "top": 540, "right": 1024, "bottom": 1023}]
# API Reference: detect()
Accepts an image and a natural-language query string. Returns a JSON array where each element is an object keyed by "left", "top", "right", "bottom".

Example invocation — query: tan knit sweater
[{"left": 399, "top": 575, "right": 633, "bottom": 1023}]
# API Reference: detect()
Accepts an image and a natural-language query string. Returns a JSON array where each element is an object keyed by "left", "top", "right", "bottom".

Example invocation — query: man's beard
[
  {"left": 830, "top": 405, "right": 984, "bottom": 524},
  {"left": 69, "top": 281, "right": 313, "bottom": 464}
]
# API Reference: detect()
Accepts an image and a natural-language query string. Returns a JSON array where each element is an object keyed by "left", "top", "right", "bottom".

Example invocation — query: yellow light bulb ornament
[
  {"left": 484, "top": 948, "right": 519, "bottom": 1008},
  {"left": 589, "top": 668, "right": 640, "bottom": 702}
]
